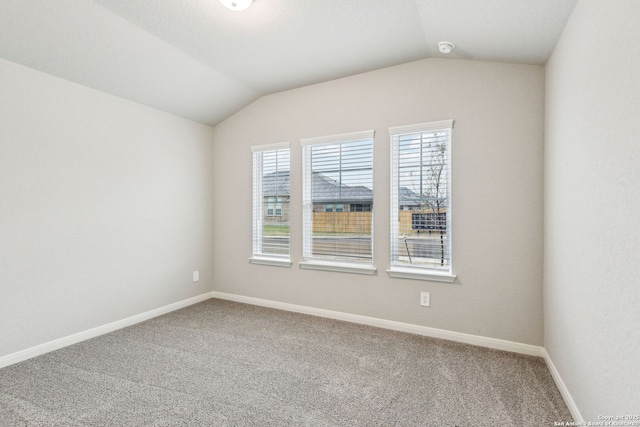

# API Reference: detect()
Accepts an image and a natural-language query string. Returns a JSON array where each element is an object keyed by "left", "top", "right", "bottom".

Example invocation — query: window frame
[
  {"left": 387, "top": 120, "right": 456, "bottom": 282},
  {"left": 250, "top": 142, "right": 292, "bottom": 268},
  {"left": 300, "top": 130, "right": 376, "bottom": 275}
]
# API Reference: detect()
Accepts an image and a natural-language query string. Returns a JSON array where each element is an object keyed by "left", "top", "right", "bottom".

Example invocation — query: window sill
[
  {"left": 299, "top": 260, "right": 377, "bottom": 275},
  {"left": 249, "top": 257, "right": 292, "bottom": 268},
  {"left": 387, "top": 266, "right": 456, "bottom": 282}
]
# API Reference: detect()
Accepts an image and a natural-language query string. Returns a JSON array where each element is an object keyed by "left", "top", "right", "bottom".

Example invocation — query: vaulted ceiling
[{"left": 0, "top": 0, "right": 578, "bottom": 126}]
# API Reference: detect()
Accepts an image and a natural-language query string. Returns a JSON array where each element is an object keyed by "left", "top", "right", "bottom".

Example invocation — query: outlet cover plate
[{"left": 420, "top": 291, "right": 430, "bottom": 307}]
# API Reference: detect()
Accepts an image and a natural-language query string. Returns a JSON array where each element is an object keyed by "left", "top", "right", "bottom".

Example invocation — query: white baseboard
[
  {"left": 542, "top": 348, "right": 583, "bottom": 422},
  {"left": 212, "top": 291, "right": 544, "bottom": 357},
  {"left": 213, "top": 292, "right": 588, "bottom": 419},
  {"left": 0, "top": 292, "right": 214, "bottom": 369}
]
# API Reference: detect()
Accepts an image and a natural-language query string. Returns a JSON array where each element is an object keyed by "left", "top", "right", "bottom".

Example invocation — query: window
[
  {"left": 301, "top": 130, "right": 376, "bottom": 274},
  {"left": 266, "top": 196, "right": 284, "bottom": 216},
  {"left": 250, "top": 143, "right": 291, "bottom": 267},
  {"left": 324, "top": 203, "right": 344, "bottom": 213},
  {"left": 351, "top": 203, "right": 371, "bottom": 212},
  {"left": 388, "top": 120, "right": 455, "bottom": 282}
]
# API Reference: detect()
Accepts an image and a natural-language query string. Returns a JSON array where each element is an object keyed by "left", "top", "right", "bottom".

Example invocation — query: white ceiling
[{"left": 0, "top": 0, "right": 578, "bottom": 126}]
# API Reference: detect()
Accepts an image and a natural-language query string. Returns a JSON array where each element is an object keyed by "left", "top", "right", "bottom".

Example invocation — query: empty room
[{"left": 1, "top": 0, "right": 638, "bottom": 425}]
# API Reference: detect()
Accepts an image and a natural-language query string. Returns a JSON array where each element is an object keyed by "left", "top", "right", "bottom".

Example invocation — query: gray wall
[
  {"left": 212, "top": 58, "right": 545, "bottom": 345},
  {"left": 0, "top": 58, "right": 215, "bottom": 357},
  {"left": 545, "top": 0, "right": 640, "bottom": 418}
]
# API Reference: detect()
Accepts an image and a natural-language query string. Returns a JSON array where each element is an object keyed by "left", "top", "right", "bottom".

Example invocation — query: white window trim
[
  {"left": 300, "top": 260, "right": 376, "bottom": 275},
  {"left": 389, "top": 120, "right": 455, "bottom": 280},
  {"left": 387, "top": 266, "right": 456, "bottom": 282},
  {"left": 251, "top": 142, "right": 291, "bottom": 152},
  {"left": 388, "top": 119, "right": 454, "bottom": 136},
  {"left": 249, "top": 256, "right": 293, "bottom": 268},
  {"left": 300, "top": 130, "right": 374, "bottom": 147},
  {"left": 251, "top": 142, "right": 291, "bottom": 264}
]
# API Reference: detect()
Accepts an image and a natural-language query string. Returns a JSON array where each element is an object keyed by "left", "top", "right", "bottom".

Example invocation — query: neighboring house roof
[
  {"left": 398, "top": 187, "right": 422, "bottom": 208},
  {"left": 311, "top": 173, "right": 372, "bottom": 203},
  {"left": 262, "top": 172, "right": 441, "bottom": 208},
  {"left": 262, "top": 171, "right": 291, "bottom": 197},
  {"left": 263, "top": 171, "right": 372, "bottom": 202},
  {"left": 398, "top": 186, "right": 448, "bottom": 209}
]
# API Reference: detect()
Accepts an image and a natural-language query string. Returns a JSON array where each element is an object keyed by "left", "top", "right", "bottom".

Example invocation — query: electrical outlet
[
  {"left": 420, "top": 291, "right": 430, "bottom": 307},
  {"left": 192, "top": 271, "right": 200, "bottom": 282}
]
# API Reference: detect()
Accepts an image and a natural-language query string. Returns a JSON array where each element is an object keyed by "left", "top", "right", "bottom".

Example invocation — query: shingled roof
[
  {"left": 262, "top": 171, "right": 434, "bottom": 209},
  {"left": 263, "top": 171, "right": 372, "bottom": 202}
]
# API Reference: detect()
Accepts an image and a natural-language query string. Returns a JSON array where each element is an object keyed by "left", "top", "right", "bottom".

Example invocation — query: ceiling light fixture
[
  {"left": 438, "top": 41, "right": 455, "bottom": 54},
  {"left": 219, "top": 0, "right": 253, "bottom": 11}
]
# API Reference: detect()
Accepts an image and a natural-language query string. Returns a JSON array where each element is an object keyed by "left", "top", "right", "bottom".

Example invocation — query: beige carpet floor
[{"left": 0, "top": 298, "right": 572, "bottom": 426}]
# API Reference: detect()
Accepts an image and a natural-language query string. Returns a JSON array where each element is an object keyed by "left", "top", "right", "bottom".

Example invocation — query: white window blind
[
  {"left": 251, "top": 143, "right": 290, "bottom": 265},
  {"left": 301, "top": 131, "right": 374, "bottom": 265},
  {"left": 390, "top": 120, "right": 453, "bottom": 275}
]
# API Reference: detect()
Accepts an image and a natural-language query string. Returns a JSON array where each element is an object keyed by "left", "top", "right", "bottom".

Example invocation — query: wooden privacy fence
[
  {"left": 398, "top": 210, "right": 446, "bottom": 235},
  {"left": 312, "top": 210, "right": 445, "bottom": 235},
  {"left": 313, "top": 212, "right": 371, "bottom": 234}
]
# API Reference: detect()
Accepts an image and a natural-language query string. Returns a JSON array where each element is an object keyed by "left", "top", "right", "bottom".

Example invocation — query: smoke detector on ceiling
[{"left": 438, "top": 41, "right": 455, "bottom": 54}]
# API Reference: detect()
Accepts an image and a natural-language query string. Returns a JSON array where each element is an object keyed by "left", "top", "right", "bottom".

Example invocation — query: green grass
[{"left": 263, "top": 224, "right": 290, "bottom": 234}]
